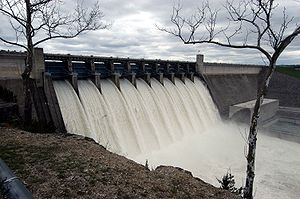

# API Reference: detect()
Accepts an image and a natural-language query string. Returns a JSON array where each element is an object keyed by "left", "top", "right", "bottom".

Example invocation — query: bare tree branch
[
  {"left": 0, "top": 0, "right": 108, "bottom": 49},
  {"left": 0, "top": 4, "right": 26, "bottom": 27},
  {"left": 160, "top": 0, "right": 299, "bottom": 62},
  {"left": 33, "top": 0, "right": 108, "bottom": 46},
  {"left": 160, "top": 1, "right": 300, "bottom": 199},
  {"left": 0, "top": 36, "right": 28, "bottom": 49},
  {"left": 0, "top": 0, "right": 109, "bottom": 123},
  {"left": 30, "top": 0, "right": 52, "bottom": 7}
]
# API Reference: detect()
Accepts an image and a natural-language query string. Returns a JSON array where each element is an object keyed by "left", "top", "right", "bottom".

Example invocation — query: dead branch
[
  {"left": 0, "top": 0, "right": 108, "bottom": 49},
  {"left": 160, "top": 1, "right": 300, "bottom": 199}
]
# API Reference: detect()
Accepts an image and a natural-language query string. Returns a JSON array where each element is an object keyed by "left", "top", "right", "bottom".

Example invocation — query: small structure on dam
[{"left": 229, "top": 99, "right": 279, "bottom": 124}]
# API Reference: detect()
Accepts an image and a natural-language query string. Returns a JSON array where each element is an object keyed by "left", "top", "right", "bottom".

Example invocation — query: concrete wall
[
  {"left": 201, "top": 62, "right": 262, "bottom": 75},
  {"left": 199, "top": 59, "right": 264, "bottom": 118},
  {"left": 0, "top": 52, "right": 25, "bottom": 119},
  {"left": 0, "top": 52, "right": 25, "bottom": 78},
  {"left": 0, "top": 79, "right": 24, "bottom": 119},
  {"left": 267, "top": 72, "right": 300, "bottom": 108},
  {"left": 204, "top": 74, "right": 259, "bottom": 117}
]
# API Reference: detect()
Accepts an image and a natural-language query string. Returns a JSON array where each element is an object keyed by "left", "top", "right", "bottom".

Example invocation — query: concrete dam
[
  {"left": 0, "top": 48, "right": 265, "bottom": 155},
  {"left": 39, "top": 49, "right": 225, "bottom": 156},
  {"left": 1, "top": 49, "right": 300, "bottom": 198},
  {"left": 0, "top": 49, "right": 263, "bottom": 127}
]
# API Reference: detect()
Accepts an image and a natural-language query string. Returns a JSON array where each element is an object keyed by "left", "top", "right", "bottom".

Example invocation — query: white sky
[{"left": 0, "top": 0, "right": 300, "bottom": 64}]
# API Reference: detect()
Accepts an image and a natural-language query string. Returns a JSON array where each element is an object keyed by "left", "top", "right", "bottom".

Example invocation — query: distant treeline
[{"left": 277, "top": 65, "right": 300, "bottom": 68}]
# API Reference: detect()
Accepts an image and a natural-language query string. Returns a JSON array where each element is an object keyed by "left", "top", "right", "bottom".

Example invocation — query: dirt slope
[{"left": 0, "top": 127, "right": 240, "bottom": 199}]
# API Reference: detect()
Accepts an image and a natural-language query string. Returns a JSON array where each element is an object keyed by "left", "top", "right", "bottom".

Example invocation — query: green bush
[{"left": 217, "top": 170, "right": 243, "bottom": 196}]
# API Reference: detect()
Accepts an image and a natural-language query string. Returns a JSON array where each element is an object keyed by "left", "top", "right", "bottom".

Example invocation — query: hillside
[
  {"left": 267, "top": 71, "right": 300, "bottom": 107},
  {"left": 276, "top": 67, "right": 300, "bottom": 79},
  {"left": 0, "top": 127, "right": 240, "bottom": 199}
]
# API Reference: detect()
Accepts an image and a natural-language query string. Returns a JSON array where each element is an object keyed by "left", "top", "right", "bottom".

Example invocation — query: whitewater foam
[{"left": 53, "top": 77, "right": 300, "bottom": 199}]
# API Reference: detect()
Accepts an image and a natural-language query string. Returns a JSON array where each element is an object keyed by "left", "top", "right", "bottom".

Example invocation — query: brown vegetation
[{"left": 0, "top": 127, "right": 240, "bottom": 199}]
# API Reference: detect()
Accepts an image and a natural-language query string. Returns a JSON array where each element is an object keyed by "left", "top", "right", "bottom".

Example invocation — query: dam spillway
[
  {"left": 52, "top": 75, "right": 300, "bottom": 199},
  {"left": 1, "top": 50, "right": 300, "bottom": 198},
  {"left": 53, "top": 77, "right": 220, "bottom": 156}
]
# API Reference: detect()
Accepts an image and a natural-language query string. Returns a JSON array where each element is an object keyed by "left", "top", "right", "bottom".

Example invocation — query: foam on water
[{"left": 134, "top": 122, "right": 300, "bottom": 199}]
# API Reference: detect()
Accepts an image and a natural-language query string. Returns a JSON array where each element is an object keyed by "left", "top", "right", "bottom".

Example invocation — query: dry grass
[{"left": 0, "top": 127, "right": 240, "bottom": 199}]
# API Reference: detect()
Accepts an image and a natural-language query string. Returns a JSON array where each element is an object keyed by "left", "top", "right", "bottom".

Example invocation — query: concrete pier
[
  {"left": 140, "top": 62, "right": 146, "bottom": 72},
  {"left": 144, "top": 73, "right": 151, "bottom": 87},
  {"left": 109, "top": 60, "right": 114, "bottom": 71},
  {"left": 126, "top": 61, "right": 131, "bottom": 72},
  {"left": 31, "top": 48, "right": 45, "bottom": 87},
  {"left": 177, "top": 72, "right": 185, "bottom": 83},
  {"left": 229, "top": 98, "right": 279, "bottom": 124},
  {"left": 87, "top": 58, "right": 96, "bottom": 72},
  {"left": 188, "top": 72, "right": 194, "bottom": 82},
  {"left": 155, "top": 73, "right": 164, "bottom": 85},
  {"left": 196, "top": 54, "right": 204, "bottom": 74},
  {"left": 127, "top": 72, "right": 137, "bottom": 88},
  {"left": 112, "top": 73, "right": 121, "bottom": 90},
  {"left": 168, "top": 72, "right": 175, "bottom": 84},
  {"left": 66, "top": 57, "right": 73, "bottom": 72},
  {"left": 91, "top": 72, "right": 101, "bottom": 93},
  {"left": 70, "top": 73, "right": 79, "bottom": 94}
]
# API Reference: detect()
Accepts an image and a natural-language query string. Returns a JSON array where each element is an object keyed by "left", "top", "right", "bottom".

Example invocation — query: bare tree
[
  {"left": 0, "top": 0, "right": 108, "bottom": 123},
  {"left": 159, "top": 0, "right": 300, "bottom": 198}
]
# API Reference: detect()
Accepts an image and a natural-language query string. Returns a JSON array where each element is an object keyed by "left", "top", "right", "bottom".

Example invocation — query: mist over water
[
  {"left": 135, "top": 122, "right": 300, "bottom": 199},
  {"left": 53, "top": 77, "right": 300, "bottom": 199}
]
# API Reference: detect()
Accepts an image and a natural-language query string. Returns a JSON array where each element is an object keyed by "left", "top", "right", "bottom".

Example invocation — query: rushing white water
[
  {"left": 77, "top": 80, "right": 120, "bottom": 152},
  {"left": 119, "top": 79, "right": 160, "bottom": 153},
  {"left": 100, "top": 79, "right": 141, "bottom": 155},
  {"left": 53, "top": 77, "right": 300, "bottom": 199},
  {"left": 53, "top": 81, "right": 91, "bottom": 137},
  {"left": 54, "top": 77, "right": 220, "bottom": 156},
  {"left": 136, "top": 79, "right": 174, "bottom": 145},
  {"left": 135, "top": 122, "right": 300, "bottom": 199}
]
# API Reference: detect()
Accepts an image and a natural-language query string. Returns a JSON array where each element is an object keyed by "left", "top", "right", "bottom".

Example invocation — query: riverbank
[{"left": 0, "top": 127, "right": 240, "bottom": 199}]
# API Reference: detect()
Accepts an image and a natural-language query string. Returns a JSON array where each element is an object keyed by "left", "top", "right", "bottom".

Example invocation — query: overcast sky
[{"left": 0, "top": 0, "right": 300, "bottom": 64}]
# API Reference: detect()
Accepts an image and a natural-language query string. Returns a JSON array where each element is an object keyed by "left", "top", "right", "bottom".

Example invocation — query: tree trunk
[
  {"left": 22, "top": 0, "right": 33, "bottom": 124},
  {"left": 22, "top": 52, "right": 33, "bottom": 124},
  {"left": 243, "top": 63, "right": 275, "bottom": 199}
]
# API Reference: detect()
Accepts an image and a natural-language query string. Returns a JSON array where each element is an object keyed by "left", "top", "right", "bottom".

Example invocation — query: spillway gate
[
  {"left": 27, "top": 48, "right": 203, "bottom": 133},
  {"left": 44, "top": 52, "right": 198, "bottom": 90},
  {"left": 0, "top": 48, "right": 264, "bottom": 133}
]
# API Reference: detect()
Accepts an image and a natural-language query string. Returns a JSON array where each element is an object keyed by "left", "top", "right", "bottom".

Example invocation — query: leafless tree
[
  {"left": 159, "top": 0, "right": 300, "bottom": 198},
  {"left": 0, "top": 0, "right": 108, "bottom": 122}
]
